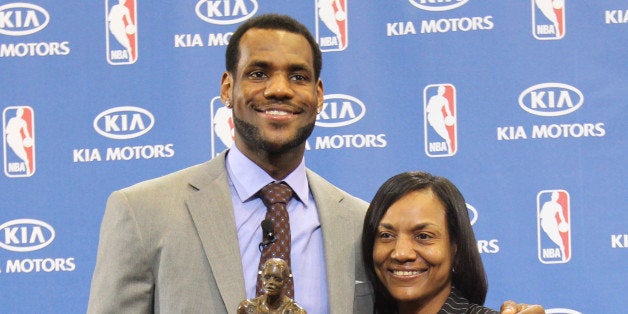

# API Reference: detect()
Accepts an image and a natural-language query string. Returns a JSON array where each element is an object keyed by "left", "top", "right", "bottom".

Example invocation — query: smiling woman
[{"left": 361, "top": 171, "right": 498, "bottom": 314}]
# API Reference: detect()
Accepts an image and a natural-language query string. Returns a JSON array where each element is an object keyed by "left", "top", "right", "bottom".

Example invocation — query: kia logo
[
  {"left": 408, "top": 0, "right": 469, "bottom": 12},
  {"left": 316, "top": 94, "right": 366, "bottom": 127},
  {"left": 195, "top": 0, "right": 258, "bottom": 25},
  {"left": 93, "top": 106, "right": 155, "bottom": 139},
  {"left": 518, "top": 83, "right": 584, "bottom": 117},
  {"left": 0, "top": 3, "right": 49, "bottom": 36},
  {"left": 0, "top": 219, "right": 55, "bottom": 252}
]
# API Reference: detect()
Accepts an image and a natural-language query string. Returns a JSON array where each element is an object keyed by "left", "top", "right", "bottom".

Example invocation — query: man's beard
[{"left": 232, "top": 115, "right": 315, "bottom": 154}]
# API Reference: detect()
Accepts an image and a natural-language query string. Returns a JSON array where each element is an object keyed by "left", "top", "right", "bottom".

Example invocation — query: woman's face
[{"left": 372, "top": 189, "right": 455, "bottom": 310}]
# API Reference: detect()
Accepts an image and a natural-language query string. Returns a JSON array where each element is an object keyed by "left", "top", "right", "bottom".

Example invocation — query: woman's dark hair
[
  {"left": 225, "top": 14, "right": 322, "bottom": 80},
  {"left": 361, "top": 171, "right": 488, "bottom": 313}
]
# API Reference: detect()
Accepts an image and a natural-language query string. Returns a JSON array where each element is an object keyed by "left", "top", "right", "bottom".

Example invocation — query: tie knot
[{"left": 258, "top": 182, "right": 293, "bottom": 207}]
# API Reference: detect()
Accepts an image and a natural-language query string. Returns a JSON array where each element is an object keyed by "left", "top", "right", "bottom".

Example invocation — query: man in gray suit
[
  {"left": 88, "top": 14, "right": 370, "bottom": 313},
  {"left": 88, "top": 14, "right": 542, "bottom": 314}
]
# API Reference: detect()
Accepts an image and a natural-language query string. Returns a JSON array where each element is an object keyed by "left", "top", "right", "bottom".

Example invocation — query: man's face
[{"left": 221, "top": 28, "right": 324, "bottom": 155}]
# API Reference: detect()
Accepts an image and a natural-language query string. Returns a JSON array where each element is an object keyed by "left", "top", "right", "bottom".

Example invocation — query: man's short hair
[{"left": 225, "top": 14, "right": 323, "bottom": 80}]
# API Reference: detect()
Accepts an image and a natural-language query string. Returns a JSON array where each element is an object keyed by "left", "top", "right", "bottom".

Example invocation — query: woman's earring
[{"left": 225, "top": 100, "right": 232, "bottom": 109}]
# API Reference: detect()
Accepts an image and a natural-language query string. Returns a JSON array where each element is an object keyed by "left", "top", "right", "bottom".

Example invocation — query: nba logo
[
  {"left": 424, "top": 84, "right": 457, "bottom": 157},
  {"left": 3, "top": 106, "right": 35, "bottom": 177},
  {"left": 106, "top": 0, "right": 138, "bottom": 64},
  {"left": 210, "top": 96, "right": 234, "bottom": 158},
  {"left": 315, "top": 0, "right": 348, "bottom": 52},
  {"left": 537, "top": 189, "right": 571, "bottom": 264},
  {"left": 532, "top": 0, "right": 565, "bottom": 40}
]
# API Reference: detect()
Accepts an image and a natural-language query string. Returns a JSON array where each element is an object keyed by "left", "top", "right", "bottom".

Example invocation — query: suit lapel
[
  {"left": 309, "top": 171, "right": 357, "bottom": 312},
  {"left": 185, "top": 153, "right": 246, "bottom": 312},
  {"left": 181, "top": 156, "right": 359, "bottom": 312}
]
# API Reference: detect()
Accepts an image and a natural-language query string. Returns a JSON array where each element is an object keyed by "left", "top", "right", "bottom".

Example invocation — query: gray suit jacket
[{"left": 87, "top": 151, "right": 373, "bottom": 313}]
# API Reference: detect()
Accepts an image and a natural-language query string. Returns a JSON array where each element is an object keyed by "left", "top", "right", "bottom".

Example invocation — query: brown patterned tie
[{"left": 256, "top": 181, "right": 294, "bottom": 298}]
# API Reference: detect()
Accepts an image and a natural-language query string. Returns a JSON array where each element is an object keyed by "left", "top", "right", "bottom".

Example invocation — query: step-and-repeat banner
[{"left": 2, "top": 1, "right": 626, "bottom": 313}]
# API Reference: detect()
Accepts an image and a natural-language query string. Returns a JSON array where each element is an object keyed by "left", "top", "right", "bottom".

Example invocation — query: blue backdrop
[{"left": 1, "top": 1, "right": 626, "bottom": 313}]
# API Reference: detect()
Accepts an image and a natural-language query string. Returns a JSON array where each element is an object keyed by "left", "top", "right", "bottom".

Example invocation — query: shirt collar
[{"left": 226, "top": 146, "right": 309, "bottom": 205}]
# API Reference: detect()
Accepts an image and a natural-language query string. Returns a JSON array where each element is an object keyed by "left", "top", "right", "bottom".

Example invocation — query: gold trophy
[{"left": 237, "top": 258, "right": 306, "bottom": 314}]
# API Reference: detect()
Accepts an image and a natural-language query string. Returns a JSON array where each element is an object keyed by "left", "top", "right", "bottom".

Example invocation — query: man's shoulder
[
  {"left": 103, "top": 157, "right": 228, "bottom": 220},
  {"left": 117, "top": 155, "right": 226, "bottom": 196},
  {"left": 305, "top": 168, "right": 369, "bottom": 209}
]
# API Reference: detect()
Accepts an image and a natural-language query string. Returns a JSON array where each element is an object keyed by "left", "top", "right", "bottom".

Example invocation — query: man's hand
[{"left": 500, "top": 300, "right": 545, "bottom": 314}]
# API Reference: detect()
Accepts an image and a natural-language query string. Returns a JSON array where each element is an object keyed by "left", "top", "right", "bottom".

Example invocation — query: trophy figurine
[{"left": 237, "top": 258, "right": 306, "bottom": 314}]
